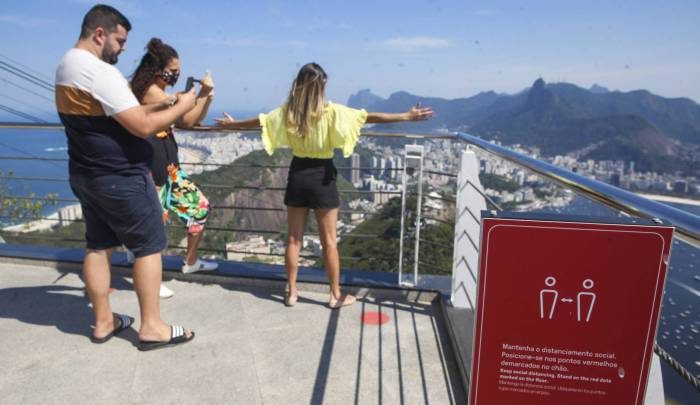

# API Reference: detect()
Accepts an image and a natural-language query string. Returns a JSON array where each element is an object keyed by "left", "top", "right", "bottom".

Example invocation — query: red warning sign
[{"left": 469, "top": 214, "right": 673, "bottom": 405}]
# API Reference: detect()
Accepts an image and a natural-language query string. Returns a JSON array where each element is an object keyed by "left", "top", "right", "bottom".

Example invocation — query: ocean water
[{"left": 0, "top": 128, "right": 73, "bottom": 218}]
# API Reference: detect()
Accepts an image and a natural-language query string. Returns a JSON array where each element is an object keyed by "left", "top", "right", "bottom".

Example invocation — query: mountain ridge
[{"left": 348, "top": 79, "right": 699, "bottom": 174}]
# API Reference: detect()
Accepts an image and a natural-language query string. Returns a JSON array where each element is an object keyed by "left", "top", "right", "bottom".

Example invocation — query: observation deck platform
[{"left": 0, "top": 246, "right": 466, "bottom": 404}]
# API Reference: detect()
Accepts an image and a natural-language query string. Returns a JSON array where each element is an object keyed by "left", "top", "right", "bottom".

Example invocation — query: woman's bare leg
[
  {"left": 315, "top": 207, "right": 354, "bottom": 306},
  {"left": 185, "top": 230, "right": 204, "bottom": 265},
  {"left": 285, "top": 207, "right": 309, "bottom": 298}
]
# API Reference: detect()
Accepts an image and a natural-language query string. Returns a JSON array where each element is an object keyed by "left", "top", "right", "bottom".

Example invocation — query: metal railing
[{"left": 452, "top": 131, "right": 700, "bottom": 248}]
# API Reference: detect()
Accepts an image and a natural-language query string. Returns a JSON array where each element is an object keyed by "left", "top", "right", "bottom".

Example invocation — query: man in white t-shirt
[{"left": 55, "top": 4, "right": 196, "bottom": 350}]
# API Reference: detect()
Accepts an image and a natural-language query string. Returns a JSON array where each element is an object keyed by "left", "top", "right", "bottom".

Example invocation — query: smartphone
[{"left": 185, "top": 77, "right": 201, "bottom": 92}]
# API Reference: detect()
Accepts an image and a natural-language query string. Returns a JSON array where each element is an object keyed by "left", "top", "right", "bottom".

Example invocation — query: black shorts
[
  {"left": 284, "top": 157, "right": 340, "bottom": 209},
  {"left": 148, "top": 133, "right": 179, "bottom": 187},
  {"left": 69, "top": 173, "right": 167, "bottom": 258}
]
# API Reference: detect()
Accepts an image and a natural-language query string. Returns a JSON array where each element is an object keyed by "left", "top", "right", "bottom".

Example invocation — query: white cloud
[
  {"left": 199, "top": 37, "right": 308, "bottom": 49},
  {"left": 0, "top": 14, "right": 54, "bottom": 28},
  {"left": 472, "top": 9, "right": 499, "bottom": 17},
  {"left": 381, "top": 37, "right": 451, "bottom": 52}
]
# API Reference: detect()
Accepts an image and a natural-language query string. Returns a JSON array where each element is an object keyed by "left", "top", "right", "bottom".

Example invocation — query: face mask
[{"left": 160, "top": 70, "right": 179, "bottom": 86}]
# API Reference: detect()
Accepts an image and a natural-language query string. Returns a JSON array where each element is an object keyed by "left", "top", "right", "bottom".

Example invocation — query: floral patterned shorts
[{"left": 159, "top": 164, "right": 210, "bottom": 234}]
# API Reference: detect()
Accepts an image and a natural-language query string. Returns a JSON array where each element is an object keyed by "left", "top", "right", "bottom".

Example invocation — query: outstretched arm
[
  {"left": 214, "top": 112, "right": 261, "bottom": 130},
  {"left": 366, "top": 105, "right": 433, "bottom": 123}
]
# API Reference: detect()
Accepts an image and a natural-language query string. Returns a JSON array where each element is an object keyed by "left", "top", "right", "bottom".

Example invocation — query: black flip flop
[
  {"left": 90, "top": 313, "right": 134, "bottom": 344},
  {"left": 138, "top": 325, "right": 195, "bottom": 351}
]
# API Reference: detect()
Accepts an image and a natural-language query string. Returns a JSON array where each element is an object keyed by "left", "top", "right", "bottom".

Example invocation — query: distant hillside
[
  {"left": 348, "top": 79, "right": 700, "bottom": 174},
  {"left": 539, "top": 81, "right": 700, "bottom": 145},
  {"left": 348, "top": 89, "right": 500, "bottom": 132},
  {"left": 347, "top": 89, "right": 384, "bottom": 111},
  {"left": 589, "top": 84, "right": 610, "bottom": 94}
]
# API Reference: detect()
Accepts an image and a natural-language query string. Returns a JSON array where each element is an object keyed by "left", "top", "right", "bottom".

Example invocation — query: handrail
[
  {"left": 0, "top": 122, "right": 455, "bottom": 139},
  {"left": 454, "top": 131, "right": 700, "bottom": 249},
  {"left": 0, "top": 122, "right": 63, "bottom": 129},
  {"left": 193, "top": 126, "right": 456, "bottom": 139}
]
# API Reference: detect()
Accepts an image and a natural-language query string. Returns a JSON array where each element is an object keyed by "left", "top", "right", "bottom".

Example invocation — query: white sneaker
[
  {"left": 125, "top": 249, "right": 135, "bottom": 265},
  {"left": 159, "top": 284, "right": 174, "bottom": 299},
  {"left": 181, "top": 258, "right": 218, "bottom": 274}
]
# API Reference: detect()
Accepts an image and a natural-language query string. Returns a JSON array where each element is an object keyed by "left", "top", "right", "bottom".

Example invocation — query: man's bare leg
[
  {"left": 84, "top": 248, "right": 115, "bottom": 339},
  {"left": 133, "top": 252, "right": 191, "bottom": 341}
]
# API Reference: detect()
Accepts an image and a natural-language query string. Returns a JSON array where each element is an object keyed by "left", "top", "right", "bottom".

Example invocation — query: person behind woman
[
  {"left": 216, "top": 62, "right": 432, "bottom": 308},
  {"left": 129, "top": 38, "right": 217, "bottom": 297}
]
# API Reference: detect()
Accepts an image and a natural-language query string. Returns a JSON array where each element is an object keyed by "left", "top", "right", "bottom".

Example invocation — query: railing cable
[
  {"left": 0, "top": 61, "right": 54, "bottom": 92},
  {"left": 0, "top": 103, "right": 47, "bottom": 124},
  {"left": 654, "top": 343, "right": 700, "bottom": 392}
]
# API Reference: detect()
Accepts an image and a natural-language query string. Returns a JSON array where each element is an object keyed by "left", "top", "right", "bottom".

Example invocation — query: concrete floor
[{"left": 0, "top": 263, "right": 466, "bottom": 404}]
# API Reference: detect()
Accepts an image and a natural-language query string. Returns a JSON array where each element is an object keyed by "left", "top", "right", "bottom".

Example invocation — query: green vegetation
[
  {"left": 242, "top": 255, "right": 275, "bottom": 264},
  {"left": 0, "top": 171, "right": 59, "bottom": 245},
  {"left": 500, "top": 200, "right": 529, "bottom": 210},
  {"left": 479, "top": 173, "right": 521, "bottom": 192},
  {"left": 0, "top": 171, "right": 57, "bottom": 224},
  {"left": 338, "top": 196, "right": 454, "bottom": 274},
  {"left": 1, "top": 218, "right": 83, "bottom": 247}
]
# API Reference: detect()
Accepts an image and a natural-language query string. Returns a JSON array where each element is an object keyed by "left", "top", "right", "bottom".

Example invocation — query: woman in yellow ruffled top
[{"left": 216, "top": 62, "right": 432, "bottom": 308}]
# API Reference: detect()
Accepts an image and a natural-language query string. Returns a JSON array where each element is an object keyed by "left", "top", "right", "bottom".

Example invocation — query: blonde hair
[{"left": 285, "top": 63, "right": 327, "bottom": 137}]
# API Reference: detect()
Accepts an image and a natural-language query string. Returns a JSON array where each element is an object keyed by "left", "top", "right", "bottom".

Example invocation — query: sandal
[
  {"left": 90, "top": 313, "right": 134, "bottom": 344},
  {"left": 137, "top": 325, "right": 195, "bottom": 351},
  {"left": 328, "top": 293, "right": 356, "bottom": 309}
]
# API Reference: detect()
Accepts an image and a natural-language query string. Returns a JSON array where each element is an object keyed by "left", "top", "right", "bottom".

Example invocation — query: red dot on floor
[
  {"left": 108, "top": 288, "right": 116, "bottom": 294},
  {"left": 361, "top": 311, "right": 390, "bottom": 325}
]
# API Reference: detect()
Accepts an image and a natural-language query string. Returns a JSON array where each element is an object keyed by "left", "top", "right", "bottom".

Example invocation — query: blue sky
[{"left": 1, "top": 0, "right": 699, "bottom": 122}]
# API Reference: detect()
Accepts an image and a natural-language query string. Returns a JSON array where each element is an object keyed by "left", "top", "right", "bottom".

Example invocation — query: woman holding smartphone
[{"left": 129, "top": 38, "right": 218, "bottom": 298}]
